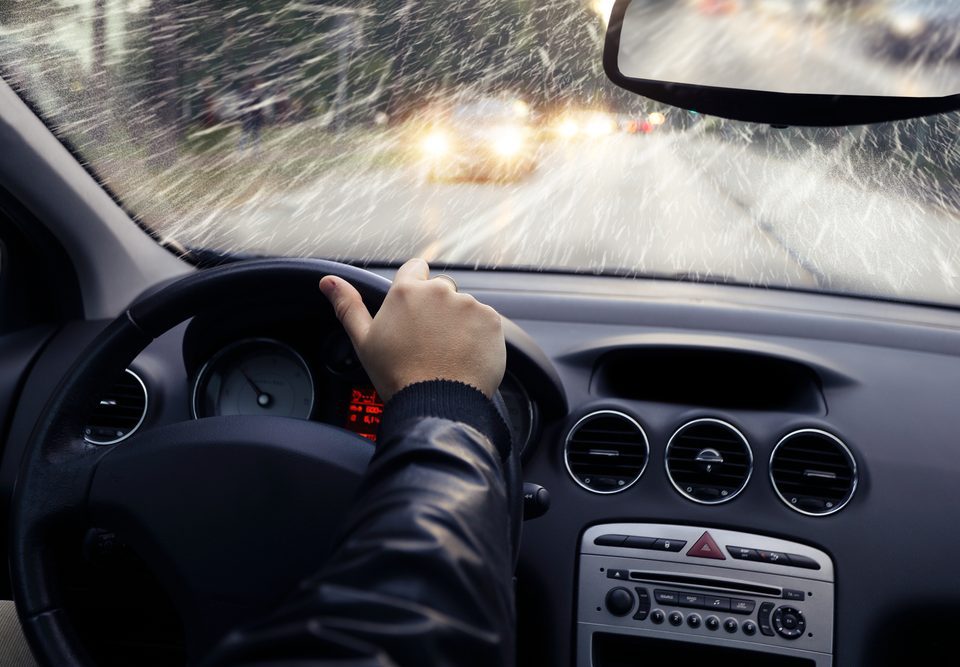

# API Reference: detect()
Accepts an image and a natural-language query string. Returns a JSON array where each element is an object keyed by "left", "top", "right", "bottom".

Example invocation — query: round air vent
[
  {"left": 770, "top": 429, "right": 857, "bottom": 516},
  {"left": 564, "top": 410, "right": 649, "bottom": 494},
  {"left": 83, "top": 369, "right": 148, "bottom": 445},
  {"left": 666, "top": 418, "right": 752, "bottom": 504}
]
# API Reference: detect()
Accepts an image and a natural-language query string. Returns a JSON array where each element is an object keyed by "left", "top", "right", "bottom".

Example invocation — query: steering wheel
[{"left": 10, "top": 259, "right": 523, "bottom": 666}]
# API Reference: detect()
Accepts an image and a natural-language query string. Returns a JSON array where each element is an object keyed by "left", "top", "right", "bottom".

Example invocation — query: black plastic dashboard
[{"left": 2, "top": 269, "right": 959, "bottom": 665}]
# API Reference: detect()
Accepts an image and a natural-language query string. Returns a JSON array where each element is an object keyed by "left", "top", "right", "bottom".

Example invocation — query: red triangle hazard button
[{"left": 686, "top": 531, "right": 725, "bottom": 560}]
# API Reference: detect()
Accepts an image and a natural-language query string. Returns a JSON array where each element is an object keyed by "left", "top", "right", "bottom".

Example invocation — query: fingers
[
  {"left": 319, "top": 276, "right": 373, "bottom": 348},
  {"left": 394, "top": 257, "right": 430, "bottom": 284}
]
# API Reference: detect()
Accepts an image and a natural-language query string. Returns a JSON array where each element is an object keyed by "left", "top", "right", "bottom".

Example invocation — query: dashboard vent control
[
  {"left": 770, "top": 429, "right": 857, "bottom": 516},
  {"left": 564, "top": 410, "right": 649, "bottom": 494},
  {"left": 83, "top": 369, "right": 148, "bottom": 445},
  {"left": 666, "top": 419, "right": 752, "bottom": 504}
]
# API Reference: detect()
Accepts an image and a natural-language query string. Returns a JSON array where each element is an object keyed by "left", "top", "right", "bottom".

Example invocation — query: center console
[{"left": 577, "top": 524, "right": 834, "bottom": 666}]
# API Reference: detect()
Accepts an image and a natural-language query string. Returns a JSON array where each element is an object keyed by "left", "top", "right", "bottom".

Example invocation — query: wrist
[{"left": 380, "top": 380, "right": 512, "bottom": 459}]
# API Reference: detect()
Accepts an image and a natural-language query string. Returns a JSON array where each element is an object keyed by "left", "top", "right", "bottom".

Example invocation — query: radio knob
[
  {"left": 605, "top": 587, "right": 634, "bottom": 617},
  {"left": 772, "top": 606, "right": 806, "bottom": 639}
]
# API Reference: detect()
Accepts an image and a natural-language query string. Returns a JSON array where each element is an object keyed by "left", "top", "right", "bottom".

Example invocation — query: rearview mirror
[{"left": 604, "top": 0, "right": 960, "bottom": 126}]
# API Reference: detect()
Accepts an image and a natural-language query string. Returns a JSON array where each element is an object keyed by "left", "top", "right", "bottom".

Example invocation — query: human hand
[{"left": 319, "top": 259, "right": 506, "bottom": 401}]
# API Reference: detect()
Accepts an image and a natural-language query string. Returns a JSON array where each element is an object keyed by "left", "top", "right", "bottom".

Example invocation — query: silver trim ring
[
  {"left": 564, "top": 409, "right": 650, "bottom": 495},
  {"left": 433, "top": 274, "right": 458, "bottom": 292},
  {"left": 84, "top": 368, "right": 149, "bottom": 446},
  {"left": 191, "top": 338, "right": 316, "bottom": 420},
  {"left": 500, "top": 370, "right": 537, "bottom": 456},
  {"left": 665, "top": 417, "right": 753, "bottom": 505},
  {"left": 770, "top": 428, "right": 858, "bottom": 517}
]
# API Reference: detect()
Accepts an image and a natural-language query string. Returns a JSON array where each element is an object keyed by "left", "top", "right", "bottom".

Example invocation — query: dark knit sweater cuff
[{"left": 380, "top": 380, "right": 513, "bottom": 460}]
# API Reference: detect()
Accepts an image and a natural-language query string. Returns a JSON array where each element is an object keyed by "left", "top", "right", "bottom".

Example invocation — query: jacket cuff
[{"left": 380, "top": 380, "right": 512, "bottom": 460}]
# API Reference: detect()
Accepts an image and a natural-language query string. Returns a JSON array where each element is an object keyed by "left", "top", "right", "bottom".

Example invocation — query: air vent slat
[
  {"left": 665, "top": 419, "right": 752, "bottom": 504},
  {"left": 564, "top": 411, "right": 649, "bottom": 494},
  {"left": 83, "top": 369, "right": 148, "bottom": 446},
  {"left": 770, "top": 430, "right": 857, "bottom": 516}
]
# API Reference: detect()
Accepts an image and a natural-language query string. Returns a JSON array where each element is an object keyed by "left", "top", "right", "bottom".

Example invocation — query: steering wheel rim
[{"left": 10, "top": 259, "right": 522, "bottom": 666}]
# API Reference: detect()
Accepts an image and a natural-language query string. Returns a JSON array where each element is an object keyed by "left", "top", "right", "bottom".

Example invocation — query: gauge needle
[{"left": 240, "top": 369, "right": 272, "bottom": 407}]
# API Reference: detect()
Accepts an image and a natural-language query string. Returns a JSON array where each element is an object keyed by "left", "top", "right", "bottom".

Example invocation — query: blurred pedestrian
[{"left": 237, "top": 82, "right": 265, "bottom": 154}]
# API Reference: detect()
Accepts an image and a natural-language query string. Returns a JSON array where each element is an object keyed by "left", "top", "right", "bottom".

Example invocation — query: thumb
[{"left": 319, "top": 276, "right": 373, "bottom": 348}]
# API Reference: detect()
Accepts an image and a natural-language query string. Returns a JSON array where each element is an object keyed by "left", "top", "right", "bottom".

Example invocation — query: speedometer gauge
[{"left": 192, "top": 339, "right": 315, "bottom": 419}]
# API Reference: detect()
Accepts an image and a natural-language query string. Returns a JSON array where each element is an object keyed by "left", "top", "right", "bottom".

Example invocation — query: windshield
[{"left": 1, "top": 0, "right": 959, "bottom": 307}]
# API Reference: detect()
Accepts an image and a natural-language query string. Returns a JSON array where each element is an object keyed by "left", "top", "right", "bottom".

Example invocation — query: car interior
[{"left": 2, "top": 0, "right": 959, "bottom": 665}]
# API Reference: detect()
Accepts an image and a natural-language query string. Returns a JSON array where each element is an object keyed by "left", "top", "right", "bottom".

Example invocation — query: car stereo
[{"left": 578, "top": 523, "right": 834, "bottom": 667}]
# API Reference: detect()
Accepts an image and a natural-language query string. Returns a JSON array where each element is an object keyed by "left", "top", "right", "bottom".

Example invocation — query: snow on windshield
[{"left": 1, "top": 0, "right": 959, "bottom": 306}]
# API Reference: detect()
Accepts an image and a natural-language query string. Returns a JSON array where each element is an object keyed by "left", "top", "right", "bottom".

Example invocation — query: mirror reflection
[{"left": 617, "top": 0, "right": 960, "bottom": 97}]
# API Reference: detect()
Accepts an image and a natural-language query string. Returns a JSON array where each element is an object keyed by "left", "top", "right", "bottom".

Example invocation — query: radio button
[
  {"left": 758, "top": 602, "right": 777, "bottom": 637},
  {"left": 773, "top": 606, "right": 805, "bottom": 639},
  {"left": 730, "top": 599, "right": 756, "bottom": 614},
  {"left": 743, "top": 620, "right": 757, "bottom": 636},
  {"left": 687, "top": 613, "right": 702, "bottom": 628},
  {"left": 654, "top": 590, "right": 679, "bottom": 604},
  {"left": 678, "top": 593, "right": 704, "bottom": 608},
  {"left": 605, "top": 587, "right": 634, "bottom": 617},
  {"left": 633, "top": 588, "right": 651, "bottom": 621},
  {"left": 724, "top": 618, "right": 739, "bottom": 633},
  {"left": 668, "top": 611, "right": 684, "bottom": 626},
  {"left": 705, "top": 615, "right": 720, "bottom": 631},
  {"left": 650, "top": 609, "right": 665, "bottom": 624},
  {"left": 703, "top": 596, "right": 730, "bottom": 611}
]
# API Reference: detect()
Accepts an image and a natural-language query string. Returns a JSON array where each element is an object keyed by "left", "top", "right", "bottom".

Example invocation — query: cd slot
[{"left": 628, "top": 570, "right": 782, "bottom": 597}]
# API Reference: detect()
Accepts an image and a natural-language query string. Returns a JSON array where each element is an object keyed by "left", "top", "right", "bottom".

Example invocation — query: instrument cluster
[{"left": 185, "top": 312, "right": 538, "bottom": 452}]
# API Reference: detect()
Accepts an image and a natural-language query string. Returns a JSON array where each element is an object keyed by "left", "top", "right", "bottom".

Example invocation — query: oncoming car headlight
[
  {"left": 421, "top": 130, "right": 451, "bottom": 157},
  {"left": 556, "top": 118, "right": 579, "bottom": 139},
  {"left": 585, "top": 113, "right": 616, "bottom": 137},
  {"left": 491, "top": 126, "right": 526, "bottom": 157}
]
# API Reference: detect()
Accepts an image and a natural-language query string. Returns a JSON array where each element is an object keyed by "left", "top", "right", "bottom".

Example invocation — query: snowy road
[{"left": 191, "top": 128, "right": 960, "bottom": 305}]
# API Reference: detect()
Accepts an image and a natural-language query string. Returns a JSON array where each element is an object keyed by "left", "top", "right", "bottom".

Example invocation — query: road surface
[{"left": 173, "top": 126, "right": 960, "bottom": 306}]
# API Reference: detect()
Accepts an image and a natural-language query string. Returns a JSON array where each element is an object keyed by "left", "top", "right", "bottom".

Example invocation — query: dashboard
[{"left": 3, "top": 269, "right": 960, "bottom": 665}]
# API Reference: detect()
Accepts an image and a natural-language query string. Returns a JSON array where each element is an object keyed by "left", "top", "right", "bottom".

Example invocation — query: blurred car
[
  {"left": 872, "top": 0, "right": 960, "bottom": 62},
  {"left": 418, "top": 97, "right": 539, "bottom": 182},
  {"left": 624, "top": 111, "right": 668, "bottom": 134}
]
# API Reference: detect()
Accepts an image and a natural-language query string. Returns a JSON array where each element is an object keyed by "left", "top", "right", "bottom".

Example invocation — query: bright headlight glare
[
  {"left": 421, "top": 130, "right": 450, "bottom": 156},
  {"left": 491, "top": 126, "right": 525, "bottom": 157},
  {"left": 557, "top": 118, "right": 579, "bottom": 138},
  {"left": 586, "top": 114, "right": 615, "bottom": 137}
]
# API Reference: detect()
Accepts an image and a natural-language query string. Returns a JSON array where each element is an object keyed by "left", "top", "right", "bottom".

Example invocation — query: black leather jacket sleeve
[{"left": 204, "top": 380, "right": 515, "bottom": 667}]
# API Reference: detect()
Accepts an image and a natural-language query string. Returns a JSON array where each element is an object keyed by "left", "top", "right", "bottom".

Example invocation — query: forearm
[{"left": 205, "top": 381, "right": 515, "bottom": 667}]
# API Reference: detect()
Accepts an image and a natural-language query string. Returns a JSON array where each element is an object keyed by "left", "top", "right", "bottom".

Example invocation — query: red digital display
[{"left": 346, "top": 386, "right": 383, "bottom": 441}]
